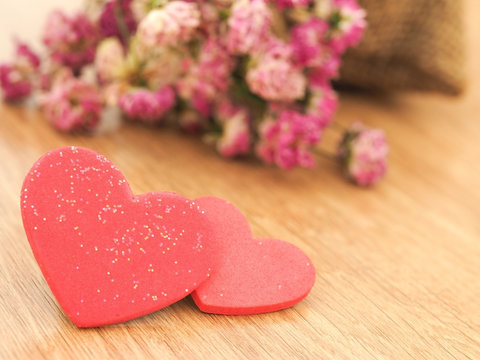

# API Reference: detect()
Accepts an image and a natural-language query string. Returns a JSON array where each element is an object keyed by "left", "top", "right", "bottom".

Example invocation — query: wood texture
[{"left": 1, "top": 2, "right": 479, "bottom": 359}]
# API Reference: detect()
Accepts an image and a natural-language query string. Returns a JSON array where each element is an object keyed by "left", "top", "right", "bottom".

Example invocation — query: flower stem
[{"left": 114, "top": 0, "right": 130, "bottom": 47}]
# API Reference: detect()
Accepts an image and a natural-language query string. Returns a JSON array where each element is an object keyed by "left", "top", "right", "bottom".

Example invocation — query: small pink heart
[
  {"left": 192, "top": 197, "right": 315, "bottom": 315},
  {"left": 21, "top": 147, "right": 215, "bottom": 327}
]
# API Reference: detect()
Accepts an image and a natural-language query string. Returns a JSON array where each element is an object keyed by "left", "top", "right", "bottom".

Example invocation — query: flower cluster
[
  {"left": 40, "top": 69, "right": 103, "bottom": 132},
  {"left": 338, "top": 122, "right": 389, "bottom": 186},
  {"left": 0, "top": 0, "right": 388, "bottom": 185},
  {"left": 43, "top": 10, "right": 99, "bottom": 72},
  {"left": 0, "top": 41, "right": 40, "bottom": 101}
]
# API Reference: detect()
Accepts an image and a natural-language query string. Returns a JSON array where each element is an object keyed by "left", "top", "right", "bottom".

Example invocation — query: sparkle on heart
[{"left": 21, "top": 146, "right": 215, "bottom": 327}]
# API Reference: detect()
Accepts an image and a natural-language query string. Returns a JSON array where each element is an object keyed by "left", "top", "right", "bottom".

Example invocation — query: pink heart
[
  {"left": 21, "top": 147, "right": 215, "bottom": 327},
  {"left": 192, "top": 197, "right": 315, "bottom": 315}
]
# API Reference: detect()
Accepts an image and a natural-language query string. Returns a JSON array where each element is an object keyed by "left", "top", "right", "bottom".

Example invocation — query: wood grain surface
[{"left": 1, "top": 1, "right": 479, "bottom": 359}]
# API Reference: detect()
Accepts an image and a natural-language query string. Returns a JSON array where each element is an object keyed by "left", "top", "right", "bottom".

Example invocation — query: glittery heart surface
[
  {"left": 21, "top": 147, "right": 215, "bottom": 327},
  {"left": 191, "top": 197, "right": 316, "bottom": 315}
]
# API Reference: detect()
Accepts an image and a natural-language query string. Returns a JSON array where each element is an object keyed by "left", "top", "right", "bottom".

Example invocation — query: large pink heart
[
  {"left": 21, "top": 147, "right": 215, "bottom": 327},
  {"left": 192, "top": 197, "right": 316, "bottom": 315}
]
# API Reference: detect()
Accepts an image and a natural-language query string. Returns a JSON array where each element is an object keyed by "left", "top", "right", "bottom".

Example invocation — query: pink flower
[
  {"left": 127, "top": 42, "right": 185, "bottom": 90},
  {"left": 41, "top": 78, "right": 103, "bottom": 132},
  {"left": 118, "top": 87, "right": 175, "bottom": 123},
  {"left": 256, "top": 110, "right": 325, "bottom": 169},
  {"left": 308, "top": 53, "right": 341, "bottom": 86},
  {"left": 43, "top": 10, "right": 98, "bottom": 72},
  {"left": 191, "top": 87, "right": 213, "bottom": 118},
  {"left": 177, "top": 39, "right": 233, "bottom": 117},
  {"left": 99, "top": 0, "right": 137, "bottom": 43},
  {"left": 338, "top": 122, "right": 388, "bottom": 186},
  {"left": 0, "top": 42, "right": 40, "bottom": 101},
  {"left": 291, "top": 18, "right": 329, "bottom": 67},
  {"left": 196, "top": 39, "right": 233, "bottom": 93},
  {"left": 306, "top": 83, "right": 338, "bottom": 127},
  {"left": 197, "top": 2, "right": 221, "bottom": 37},
  {"left": 0, "top": 65, "right": 33, "bottom": 101},
  {"left": 227, "top": 0, "right": 272, "bottom": 54},
  {"left": 15, "top": 42, "right": 41, "bottom": 70},
  {"left": 214, "top": 100, "right": 251, "bottom": 157},
  {"left": 136, "top": 2, "right": 200, "bottom": 48},
  {"left": 263, "top": 37, "right": 294, "bottom": 60},
  {"left": 328, "top": 0, "right": 366, "bottom": 54},
  {"left": 247, "top": 49, "right": 307, "bottom": 101},
  {"left": 95, "top": 38, "right": 125, "bottom": 85}
]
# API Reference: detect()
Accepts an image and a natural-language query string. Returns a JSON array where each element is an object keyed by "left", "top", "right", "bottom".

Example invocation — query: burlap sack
[{"left": 339, "top": 0, "right": 465, "bottom": 95}]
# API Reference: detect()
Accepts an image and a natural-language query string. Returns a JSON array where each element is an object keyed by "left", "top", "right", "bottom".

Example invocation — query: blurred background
[
  {"left": 0, "top": 1, "right": 80, "bottom": 59},
  {"left": 0, "top": 0, "right": 466, "bottom": 96}
]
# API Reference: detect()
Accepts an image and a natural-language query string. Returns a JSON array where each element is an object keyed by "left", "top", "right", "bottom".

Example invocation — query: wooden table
[{"left": 1, "top": 3, "right": 479, "bottom": 359}]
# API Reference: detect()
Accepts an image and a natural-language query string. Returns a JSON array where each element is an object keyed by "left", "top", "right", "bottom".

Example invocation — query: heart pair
[{"left": 21, "top": 147, "right": 315, "bottom": 327}]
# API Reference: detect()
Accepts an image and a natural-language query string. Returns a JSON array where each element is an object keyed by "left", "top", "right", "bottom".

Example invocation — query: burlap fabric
[{"left": 339, "top": 0, "right": 465, "bottom": 95}]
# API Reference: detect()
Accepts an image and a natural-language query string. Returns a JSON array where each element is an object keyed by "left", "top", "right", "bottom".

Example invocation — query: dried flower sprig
[{"left": 338, "top": 122, "right": 389, "bottom": 186}]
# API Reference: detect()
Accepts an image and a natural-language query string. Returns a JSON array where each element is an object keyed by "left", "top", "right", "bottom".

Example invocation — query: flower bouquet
[{"left": 0, "top": 0, "right": 388, "bottom": 185}]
